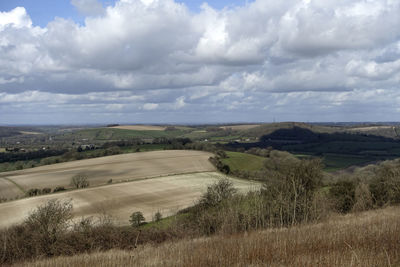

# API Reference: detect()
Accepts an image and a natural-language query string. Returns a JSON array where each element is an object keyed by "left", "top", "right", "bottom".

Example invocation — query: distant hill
[{"left": 0, "top": 127, "right": 22, "bottom": 138}]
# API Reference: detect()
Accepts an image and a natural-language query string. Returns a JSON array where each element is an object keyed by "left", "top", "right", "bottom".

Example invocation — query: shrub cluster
[
  {"left": 26, "top": 188, "right": 52, "bottom": 197},
  {"left": 327, "top": 159, "right": 400, "bottom": 213},
  {"left": 0, "top": 200, "right": 184, "bottom": 265},
  {"left": 209, "top": 156, "right": 230, "bottom": 174}
]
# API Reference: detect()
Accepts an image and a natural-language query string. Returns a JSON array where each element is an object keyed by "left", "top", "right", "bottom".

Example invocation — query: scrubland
[{"left": 15, "top": 205, "right": 400, "bottom": 267}]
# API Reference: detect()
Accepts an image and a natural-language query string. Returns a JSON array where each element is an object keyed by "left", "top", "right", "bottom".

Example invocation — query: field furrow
[
  {"left": 0, "top": 172, "right": 259, "bottom": 228},
  {"left": 0, "top": 150, "right": 215, "bottom": 198}
]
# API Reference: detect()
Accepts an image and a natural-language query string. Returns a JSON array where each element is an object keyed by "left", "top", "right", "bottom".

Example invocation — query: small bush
[
  {"left": 153, "top": 211, "right": 162, "bottom": 222},
  {"left": 130, "top": 211, "right": 145, "bottom": 227},
  {"left": 41, "top": 188, "right": 52, "bottom": 194},
  {"left": 24, "top": 199, "right": 73, "bottom": 256},
  {"left": 70, "top": 174, "right": 89, "bottom": 189},
  {"left": 329, "top": 180, "right": 355, "bottom": 213},
  {"left": 352, "top": 182, "right": 373, "bottom": 212},
  {"left": 26, "top": 188, "right": 40, "bottom": 197},
  {"left": 200, "top": 178, "right": 237, "bottom": 208},
  {"left": 53, "top": 186, "right": 66, "bottom": 192}
]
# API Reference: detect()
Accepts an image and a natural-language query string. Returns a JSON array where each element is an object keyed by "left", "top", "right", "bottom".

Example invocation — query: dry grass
[
  {"left": 0, "top": 150, "right": 215, "bottom": 199},
  {"left": 348, "top": 126, "right": 393, "bottom": 132},
  {"left": 17, "top": 205, "right": 400, "bottom": 267},
  {"left": 109, "top": 125, "right": 166, "bottom": 131},
  {"left": 0, "top": 172, "right": 259, "bottom": 228}
]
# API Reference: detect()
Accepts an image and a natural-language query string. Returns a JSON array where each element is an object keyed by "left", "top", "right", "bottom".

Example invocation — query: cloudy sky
[{"left": 0, "top": 0, "right": 399, "bottom": 125}]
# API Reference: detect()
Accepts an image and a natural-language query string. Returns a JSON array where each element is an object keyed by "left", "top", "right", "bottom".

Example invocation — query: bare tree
[
  {"left": 24, "top": 199, "right": 73, "bottom": 256},
  {"left": 70, "top": 174, "right": 89, "bottom": 189}
]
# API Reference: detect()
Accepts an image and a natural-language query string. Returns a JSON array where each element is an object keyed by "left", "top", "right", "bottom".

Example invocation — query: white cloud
[
  {"left": 0, "top": 7, "right": 32, "bottom": 29},
  {"left": 173, "top": 96, "right": 186, "bottom": 109},
  {"left": 143, "top": 103, "right": 159, "bottom": 110},
  {"left": 1, "top": 0, "right": 400, "bottom": 123}
]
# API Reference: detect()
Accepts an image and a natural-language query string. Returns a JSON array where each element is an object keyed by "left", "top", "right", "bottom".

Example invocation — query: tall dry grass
[{"left": 17, "top": 205, "right": 400, "bottom": 267}]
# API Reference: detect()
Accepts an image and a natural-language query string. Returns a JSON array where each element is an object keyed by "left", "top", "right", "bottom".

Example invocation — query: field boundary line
[{"left": 0, "top": 177, "right": 25, "bottom": 194}]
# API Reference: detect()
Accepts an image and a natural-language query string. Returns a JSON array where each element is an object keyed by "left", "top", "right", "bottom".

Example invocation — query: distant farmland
[
  {"left": 0, "top": 150, "right": 215, "bottom": 199},
  {"left": 220, "top": 124, "right": 260, "bottom": 130},
  {"left": 0, "top": 172, "right": 259, "bottom": 228},
  {"left": 109, "top": 125, "right": 166, "bottom": 131}
]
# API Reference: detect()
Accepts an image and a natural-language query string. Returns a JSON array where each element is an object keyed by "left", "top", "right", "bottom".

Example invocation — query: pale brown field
[
  {"left": 18, "top": 205, "right": 400, "bottom": 267},
  {"left": 0, "top": 172, "right": 259, "bottom": 229},
  {"left": 0, "top": 147, "right": 5, "bottom": 152},
  {"left": 220, "top": 124, "right": 261, "bottom": 130},
  {"left": 109, "top": 125, "right": 166, "bottom": 131},
  {"left": 0, "top": 178, "right": 23, "bottom": 199},
  {"left": 0, "top": 150, "right": 215, "bottom": 199},
  {"left": 19, "top": 131, "right": 42, "bottom": 135},
  {"left": 348, "top": 126, "right": 393, "bottom": 131}
]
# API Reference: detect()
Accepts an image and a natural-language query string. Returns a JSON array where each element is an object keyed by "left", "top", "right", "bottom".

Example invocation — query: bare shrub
[
  {"left": 329, "top": 180, "right": 355, "bottom": 213},
  {"left": 352, "top": 182, "right": 373, "bottom": 212},
  {"left": 70, "top": 174, "right": 89, "bottom": 189},
  {"left": 24, "top": 199, "right": 73, "bottom": 256},
  {"left": 200, "top": 178, "right": 237, "bottom": 208},
  {"left": 262, "top": 158, "right": 324, "bottom": 226},
  {"left": 153, "top": 211, "right": 162, "bottom": 222},
  {"left": 370, "top": 161, "right": 400, "bottom": 206}
]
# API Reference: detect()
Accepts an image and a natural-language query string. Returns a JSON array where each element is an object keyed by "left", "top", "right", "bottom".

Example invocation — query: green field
[
  {"left": 283, "top": 140, "right": 400, "bottom": 156},
  {"left": 221, "top": 151, "right": 265, "bottom": 172},
  {"left": 63, "top": 128, "right": 187, "bottom": 141},
  {"left": 322, "top": 154, "right": 377, "bottom": 172},
  {"left": 221, "top": 151, "right": 372, "bottom": 174},
  {"left": 0, "top": 148, "right": 5, "bottom": 153},
  {"left": 293, "top": 152, "right": 377, "bottom": 172}
]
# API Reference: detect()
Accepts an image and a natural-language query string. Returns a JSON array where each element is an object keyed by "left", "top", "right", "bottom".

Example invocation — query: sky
[{"left": 0, "top": 0, "right": 400, "bottom": 125}]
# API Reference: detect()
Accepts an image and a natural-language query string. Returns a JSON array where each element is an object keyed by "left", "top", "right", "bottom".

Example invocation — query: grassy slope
[
  {"left": 23, "top": 205, "right": 400, "bottom": 267},
  {"left": 0, "top": 172, "right": 261, "bottom": 229},
  {"left": 71, "top": 128, "right": 186, "bottom": 140},
  {"left": 221, "top": 151, "right": 265, "bottom": 172}
]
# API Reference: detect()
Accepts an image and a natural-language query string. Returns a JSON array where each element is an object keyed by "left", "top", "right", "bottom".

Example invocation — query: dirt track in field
[
  {"left": 0, "top": 178, "right": 24, "bottom": 199},
  {"left": 0, "top": 172, "right": 260, "bottom": 228},
  {"left": 0, "top": 150, "right": 215, "bottom": 199},
  {"left": 109, "top": 125, "right": 166, "bottom": 131}
]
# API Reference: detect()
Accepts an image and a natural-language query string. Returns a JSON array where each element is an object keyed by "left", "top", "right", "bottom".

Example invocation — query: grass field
[
  {"left": 109, "top": 125, "right": 166, "bottom": 131},
  {"left": 21, "top": 205, "right": 400, "bottom": 266},
  {"left": 220, "top": 124, "right": 261, "bottom": 130},
  {"left": 0, "top": 172, "right": 259, "bottom": 229},
  {"left": 63, "top": 127, "right": 186, "bottom": 141},
  {"left": 221, "top": 151, "right": 265, "bottom": 172},
  {"left": 322, "top": 154, "right": 376, "bottom": 172},
  {"left": 0, "top": 148, "right": 5, "bottom": 152},
  {"left": 293, "top": 153, "right": 376, "bottom": 172},
  {"left": 0, "top": 150, "right": 215, "bottom": 199}
]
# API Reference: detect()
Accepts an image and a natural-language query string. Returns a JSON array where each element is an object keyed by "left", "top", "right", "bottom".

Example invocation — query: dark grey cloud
[{"left": 1, "top": 0, "right": 400, "bottom": 124}]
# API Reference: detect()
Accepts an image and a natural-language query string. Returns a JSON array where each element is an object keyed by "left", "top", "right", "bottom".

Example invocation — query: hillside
[
  {"left": 220, "top": 151, "right": 265, "bottom": 172},
  {"left": 19, "top": 205, "right": 400, "bottom": 266},
  {"left": 0, "top": 150, "right": 215, "bottom": 199},
  {"left": 0, "top": 172, "right": 259, "bottom": 229}
]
